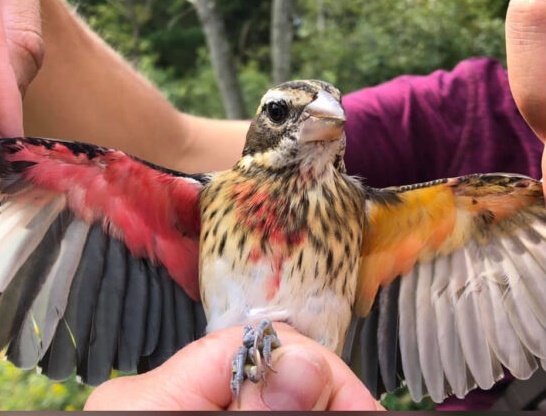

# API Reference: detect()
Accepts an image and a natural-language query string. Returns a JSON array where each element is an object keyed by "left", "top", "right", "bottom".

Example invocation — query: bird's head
[{"left": 240, "top": 80, "right": 347, "bottom": 176}]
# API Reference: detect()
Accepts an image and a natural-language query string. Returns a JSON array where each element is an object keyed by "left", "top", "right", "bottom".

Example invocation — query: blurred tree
[
  {"left": 191, "top": 0, "right": 247, "bottom": 118},
  {"left": 271, "top": 0, "right": 294, "bottom": 83},
  {"left": 68, "top": 0, "right": 508, "bottom": 116}
]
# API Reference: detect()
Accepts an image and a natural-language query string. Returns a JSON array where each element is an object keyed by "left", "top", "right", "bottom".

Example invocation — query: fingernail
[{"left": 261, "top": 348, "right": 331, "bottom": 411}]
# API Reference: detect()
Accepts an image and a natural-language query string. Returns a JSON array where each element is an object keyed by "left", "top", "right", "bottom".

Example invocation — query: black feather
[
  {"left": 377, "top": 279, "right": 401, "bottom": 392},
  {"left": 193, "top": 301, "right": 207, "bottom": 340},
  {"left": 40, "top": 224, "right": 108, "bottom": 380},
  {"left": 116, "top": 256, "right": 149, "bottom": 373},
  {"left": 359, "top": 305, "right": 380, "bottom": 398},
  {"left": 70, "top": 224, "right": 108, "bottom": 382},
  {"left": 341, "top": 315, "right": 359, "bottom": 364},
  {"left": 146, "top": 268, "right": 178, "bottom": 369},
  {"left": 141, "top": 263, "right": 162, "bottom": 357},
  {"left": 349, "top": 280, "right": 404, "bottom": 398},
  {"left": 173, "top": 281, "right": 198, "bottom": 350},
  {"left": 39, "top": 318, "right": 77, "bottom": 381},
  {"left": 1, "top": 175, "right": 31, "bottom": 194},
  {"left": 85, "top": 237, "right": 128, "bottom": 386}
]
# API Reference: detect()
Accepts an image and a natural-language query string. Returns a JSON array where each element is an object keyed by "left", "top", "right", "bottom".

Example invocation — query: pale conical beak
[{"left": 300, "top": 90, "right": 346, "bottom": 143}]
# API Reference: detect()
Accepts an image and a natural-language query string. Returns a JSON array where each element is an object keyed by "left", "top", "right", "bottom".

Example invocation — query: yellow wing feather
[{"left": 355, "top": 174, "right": 544, "bottom": 316}]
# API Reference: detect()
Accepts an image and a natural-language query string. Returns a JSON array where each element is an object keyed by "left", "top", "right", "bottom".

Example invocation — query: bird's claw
[{"left": 231, "top": 319, "right": 281, "bottom": 401}]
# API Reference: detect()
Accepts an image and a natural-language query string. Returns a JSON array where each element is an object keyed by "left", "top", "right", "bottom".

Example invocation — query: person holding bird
[{"left": 1, "top": 0, "right": 546, "bottom": 411}]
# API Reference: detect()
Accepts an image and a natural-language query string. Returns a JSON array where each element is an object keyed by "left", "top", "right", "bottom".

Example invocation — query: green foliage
[
  {"left": 293, "top": 0, "right": 508, "bottom": 93},
  {"left": 0, "top": 356, "right": 92, "bottom": 410},
  {"left": 69, "top": 0, "right": 508, "bottom": 116},
  {"left": 69, "top": 0, "right": 271, "bottom": 119},
  {"left": 381, "top": 387, "right": 435, "bottom": 411}
]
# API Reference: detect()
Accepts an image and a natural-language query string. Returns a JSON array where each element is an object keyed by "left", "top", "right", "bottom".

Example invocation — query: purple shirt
[
  {"left": 343, "top": 57, "right": 542, "bottom": 187},
  {"left": 341, "top": 57, "right": 542, "bottom": 410}
]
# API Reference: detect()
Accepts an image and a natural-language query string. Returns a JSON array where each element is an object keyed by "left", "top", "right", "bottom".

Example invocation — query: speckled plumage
[{"left": 200, "top": 152, "right": 364, "bottom": 353}]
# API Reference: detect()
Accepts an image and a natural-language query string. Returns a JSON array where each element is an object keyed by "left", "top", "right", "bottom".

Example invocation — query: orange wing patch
[
  {"left": 355, "top": 174, "right": 544, "bottom": 316},
  {"left": 356, "top": 183, "right": 457, "bottom": 316}
]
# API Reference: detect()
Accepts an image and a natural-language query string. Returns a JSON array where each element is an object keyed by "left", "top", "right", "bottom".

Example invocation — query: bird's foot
[{"left": 230, "top": 318, "right": 281, "bottom": 401}]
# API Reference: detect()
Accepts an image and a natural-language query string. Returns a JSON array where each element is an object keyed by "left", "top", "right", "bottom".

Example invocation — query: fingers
[
  {"left": 84, "top": 327, "right": 240, "bottom": 410},
  {"left": 506, "top": 0, "right": 546, "bottom": 194},
  {"left": 0, "top": 6, "right": 23, "bottom": 137},
  {"left": 0, "top": 1, "right": 43, "bottom": 95},
  {"left": 0, "top": 1, "right": 42, "bottom": 137},
  {"left": 506, "top": 0, "right": 546, "bottom": 141},
  {"left": 84, "top": 324, "right": 383, "bottom": 411},
  {"left": 227, "top": 346, "right": 334, "bottom": 411},
  {"left": 228, "top": 327, "right": 382, "bottom": 410}
]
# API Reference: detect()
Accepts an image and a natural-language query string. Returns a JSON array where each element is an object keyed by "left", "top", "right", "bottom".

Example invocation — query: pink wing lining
[{"left": 6, "top": 139, "right": 204, "bottom": 300}]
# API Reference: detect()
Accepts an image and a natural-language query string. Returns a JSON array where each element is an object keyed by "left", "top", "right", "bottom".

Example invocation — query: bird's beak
[{"left": 300, "top": 90, "right": 346, "bottom": 143}]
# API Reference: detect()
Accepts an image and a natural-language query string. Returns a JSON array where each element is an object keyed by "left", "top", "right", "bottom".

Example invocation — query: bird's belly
[
  {"left": 198, "top": 170, "right": 364, "bottom": 354},
  {"left": 200, "top": 251, "right": 356, "bottom": 353}
]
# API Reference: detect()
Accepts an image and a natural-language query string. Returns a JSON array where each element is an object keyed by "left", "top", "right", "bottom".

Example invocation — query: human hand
[
  {"left": 84, "top": 323, "right": 383, "bottom": 411},
  {"left": 506, "top": 0, "right": 546, "bottom": 188},
  {"left": 0, "top": 1, "right": 43, "bottom": 137}
]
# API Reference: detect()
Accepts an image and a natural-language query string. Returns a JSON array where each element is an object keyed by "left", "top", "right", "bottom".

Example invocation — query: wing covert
[{"left": 0, "top": 137, "right": 208, "bottom": 384}]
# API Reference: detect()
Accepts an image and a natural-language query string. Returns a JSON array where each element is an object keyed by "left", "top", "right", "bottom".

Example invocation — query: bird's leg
[
  {"left": 230, "top": 319, "right": 281, "bottom": 400},
  {"left": 231, "top": 346, "right": 248, "bottom": 400},
  {"left": 261, "top": 321, "right": 281, "bottom": 372}
]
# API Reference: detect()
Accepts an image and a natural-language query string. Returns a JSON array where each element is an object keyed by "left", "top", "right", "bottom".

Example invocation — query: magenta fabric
[
  {"left": 341, "top": 57, "right": 542, "bottom": 410},
  {"left": 343, "top": 57, "right": 542, "bottom": 188}
]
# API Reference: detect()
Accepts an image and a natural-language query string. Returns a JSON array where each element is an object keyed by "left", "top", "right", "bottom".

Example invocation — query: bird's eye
[{"left": 265, "top": 101, "right": 289, "bottom": 124}]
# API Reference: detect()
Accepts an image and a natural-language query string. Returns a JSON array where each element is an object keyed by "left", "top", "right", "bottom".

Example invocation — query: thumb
[
  {"left": 228, "top": 346, "right": 333, "bottom": 411},
  {"left": 84, "top": 324, "right": 383, "bottom": 411},
  {"left": 506, "top": 0, "right": 546, "bottom": 141}
]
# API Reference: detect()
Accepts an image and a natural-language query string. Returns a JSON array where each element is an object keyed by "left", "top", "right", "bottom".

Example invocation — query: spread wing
[
  {"left": 0, "top": 137, "right": 209, "bottom": 385},
  {"left": 345, "top": 173, "right": 546, "bottom": 402}
]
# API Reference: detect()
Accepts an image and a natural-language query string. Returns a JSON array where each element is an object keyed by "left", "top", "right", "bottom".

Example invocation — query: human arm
[
  {"left": 84, "top": 324, "right": 383, "bottom": 411},
  {"left": 23, "top": 0, "right": 246, "bottom": 173}
]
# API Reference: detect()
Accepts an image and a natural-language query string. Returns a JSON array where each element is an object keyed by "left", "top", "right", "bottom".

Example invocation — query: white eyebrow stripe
[{"left": 261, "top": 89, "right": 291, "bottom": 105}]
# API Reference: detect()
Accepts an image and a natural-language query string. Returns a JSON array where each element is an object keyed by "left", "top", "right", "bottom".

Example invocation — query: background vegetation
[
  {"left": 69, "top": 0, "right": 508, "bottom": 118},
  {"left": 1, "top": 0, "right": 508, "bottom": 410}
]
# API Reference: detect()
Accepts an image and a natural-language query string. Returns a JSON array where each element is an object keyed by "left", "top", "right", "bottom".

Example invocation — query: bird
[{"left": 1, "top": 79, "right": 546, "bottom": 405}]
